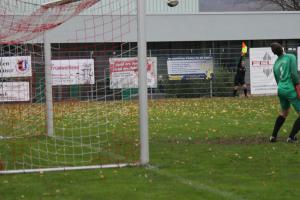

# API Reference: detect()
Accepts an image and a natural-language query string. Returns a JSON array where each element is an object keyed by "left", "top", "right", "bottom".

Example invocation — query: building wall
[
  {"left": 18, "top": 0, "right": 282, "bottom": 14},
  {"left": 147, "top": 0, "right": 199, "bottom": 14},
  {"left": 7, "top": 1, "right": 299, "bottom": 43},
  {"left": 11, "top": 0, "right": 198, "bottom": 15},
  {"left": 45, "top": 12, "right": 300, "bottom": 43}
]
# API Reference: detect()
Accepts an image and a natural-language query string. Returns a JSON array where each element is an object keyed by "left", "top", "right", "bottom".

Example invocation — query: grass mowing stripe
[{"left": 147, "top": 165, "right": 246, "bottom": 200}]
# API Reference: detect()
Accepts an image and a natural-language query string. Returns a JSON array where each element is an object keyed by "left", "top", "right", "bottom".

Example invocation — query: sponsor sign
[
  {"left": 109, "top": 57, "right": 157, "bottom": 89},
  {"left": 167, "top": 57, "right": 214, "bottom": 80},
  {"left": 0, "top": 56, "right": 32, "bottom": 77},
  {"left": 0, "top": 82, "right": 30, "bottom": 102},
  {"left": 249, "top": 48, "right": 277, "bottom": 95},
  {"left": 51, "top": 59, "right": 95, "bottom": 86}
]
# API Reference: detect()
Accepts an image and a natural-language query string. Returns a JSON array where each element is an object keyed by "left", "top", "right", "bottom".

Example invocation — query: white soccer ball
[{"left": 167, "top": 0, "right": 179, "bottom": 7}]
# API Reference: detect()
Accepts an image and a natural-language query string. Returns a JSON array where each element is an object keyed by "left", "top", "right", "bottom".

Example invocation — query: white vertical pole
[
  {"left": 44, "top": 32, "right": 54, "bottom": 137},
  {"left": 137, "top": 0, "right": 149, "bottom": 165}
]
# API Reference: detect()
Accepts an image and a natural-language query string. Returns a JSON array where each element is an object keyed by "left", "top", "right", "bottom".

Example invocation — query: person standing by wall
[{"left": 233, "top": 55, "right": 248, "bottom": 97}]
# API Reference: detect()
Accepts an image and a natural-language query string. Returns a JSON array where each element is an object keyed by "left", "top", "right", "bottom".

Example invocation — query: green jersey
[{"left": 273, "top": 54, "right": 298, "bottom": 97}]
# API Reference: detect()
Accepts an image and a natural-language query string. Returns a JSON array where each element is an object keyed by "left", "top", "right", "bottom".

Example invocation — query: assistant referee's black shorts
[{"left": 234, "top": 75, "right": 245, "bottom": 86}]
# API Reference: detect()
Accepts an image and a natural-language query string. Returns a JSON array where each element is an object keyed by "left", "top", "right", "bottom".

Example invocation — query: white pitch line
[{"left": 147, "top": 165, "right": 246, "bottom": 200}]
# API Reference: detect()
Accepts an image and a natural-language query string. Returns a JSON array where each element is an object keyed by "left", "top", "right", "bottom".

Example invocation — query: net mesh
[
  {"left": 0, "top": 0, "right": 103, "bottom": 44},
  {"left": 0, "top": 0, "right": 139, "bottom": 173}
]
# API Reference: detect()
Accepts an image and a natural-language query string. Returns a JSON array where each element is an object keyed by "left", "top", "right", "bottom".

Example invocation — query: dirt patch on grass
[
  {"left": 203, "top": 135, "right": 269, "bottom": 145},
  {"left": 164, "top": 135, "right": 292, "bottom": 145}
]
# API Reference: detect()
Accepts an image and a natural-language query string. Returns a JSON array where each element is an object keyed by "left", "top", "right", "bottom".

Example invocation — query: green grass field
[{"left": 1, "top": 96, "right": 300, "bottom": 200}]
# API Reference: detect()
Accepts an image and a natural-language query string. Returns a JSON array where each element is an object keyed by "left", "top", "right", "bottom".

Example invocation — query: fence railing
[{"left": 0, "top": 48, "right": 254, "bottom": 104}]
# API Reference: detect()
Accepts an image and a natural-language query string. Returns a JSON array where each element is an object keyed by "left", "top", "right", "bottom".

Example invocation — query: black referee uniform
[{"left": 233, "top": 56, "right": 247, "bottom": 97}]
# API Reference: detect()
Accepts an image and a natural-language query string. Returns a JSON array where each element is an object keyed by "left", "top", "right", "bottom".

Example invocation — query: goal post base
[{"left": 0, "top": 163, "right": 139, "bottom": 175}]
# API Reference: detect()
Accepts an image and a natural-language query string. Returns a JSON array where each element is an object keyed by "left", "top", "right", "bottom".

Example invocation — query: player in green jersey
[{"left": 270, "top": 42, "right": 300, "bottom": 143}]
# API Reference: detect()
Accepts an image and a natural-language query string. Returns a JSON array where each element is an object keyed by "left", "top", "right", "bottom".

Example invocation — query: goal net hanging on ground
[{"left": 0, "top": 0, "right": 141, "bottom": 174}]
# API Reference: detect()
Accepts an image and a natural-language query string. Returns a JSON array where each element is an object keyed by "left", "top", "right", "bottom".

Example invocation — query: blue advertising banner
[{"left": 167, "top": 57, "right": 214, "bottom": 80}]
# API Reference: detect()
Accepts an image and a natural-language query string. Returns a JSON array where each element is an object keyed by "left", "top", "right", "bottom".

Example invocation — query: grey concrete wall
[{"left": 45, "top": 12, "right": 300, "bottom": 43}]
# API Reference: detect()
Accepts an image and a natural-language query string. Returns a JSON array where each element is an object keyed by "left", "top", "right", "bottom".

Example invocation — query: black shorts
[{"left": 234, "top": 75, "right": 245, "bottom": 86}]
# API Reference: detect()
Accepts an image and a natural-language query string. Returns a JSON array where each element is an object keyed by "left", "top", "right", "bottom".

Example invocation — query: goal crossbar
[{"left": 42, "top": 0, "right": 88, "bottom": 8}]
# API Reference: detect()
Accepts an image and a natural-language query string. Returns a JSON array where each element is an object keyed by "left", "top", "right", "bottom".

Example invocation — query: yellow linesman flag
[{"left": 241, "top": 42, "right": 248, "bottom": 55}]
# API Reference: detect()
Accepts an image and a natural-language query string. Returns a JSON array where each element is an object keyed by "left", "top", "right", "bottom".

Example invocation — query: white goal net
[{"left": 0, "top": 0, "right": 141, "bottom": 174}]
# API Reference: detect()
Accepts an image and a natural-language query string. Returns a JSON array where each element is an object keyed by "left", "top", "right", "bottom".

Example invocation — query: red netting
[{"left": 0, "top": 0, "right": 100, "bottom": 44}]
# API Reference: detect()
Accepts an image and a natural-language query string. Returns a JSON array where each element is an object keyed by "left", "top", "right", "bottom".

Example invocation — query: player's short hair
[{"left": 271, "top": 42, "right": 283, "bottom": 56}]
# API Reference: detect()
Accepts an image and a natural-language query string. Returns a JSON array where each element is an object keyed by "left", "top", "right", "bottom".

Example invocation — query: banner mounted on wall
[
  {"left": 0, "top": 56, "right": 32, "bottom": 78},
  {"left": 167, "top": 57, "right": 214, "bottom": 80},
  {"left": 0, "top": 82, "right": 30, "bottom": 102},
  {"left": 109, "top": 57, "right": 157, "bottom": 89},
  {"left": 51, "top": 59, "right": 95, "bottom": 86},
  {"left": 249, "top": 48, "right": 277, "bottom": 95}
]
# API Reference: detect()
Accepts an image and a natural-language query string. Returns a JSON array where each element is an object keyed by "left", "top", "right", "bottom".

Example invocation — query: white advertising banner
[
  {"left": 51, "top": 59, "right": 95, "bottom": 86},
  {"left": 109, "top": 57, "right": 157, "bottom": 89},
  {"left": 0, "top": 82, "right": 30, "bottom": 102},
  {"left": 167, "top": 57, "right": 214, "bottom": 80},
  {"left": 0, "top": 56, "right": 32, "bottom": 78},
  {"left": 249, "top": 48, "right": 277, "bottom": 95}
]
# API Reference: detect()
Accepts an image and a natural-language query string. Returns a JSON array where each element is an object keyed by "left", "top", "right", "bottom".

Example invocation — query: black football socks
[
  {"left": 233, "top": 89, "right": 238, "bottom": 97},
  {"left": 272, "top": 115, "right": 286, "bottom": 138},
  {"left": 289, "top": 117, "right": 300, "bottom": 139},
  {"left": 243, "top": 88, "right": 247, "bottom": 97}
]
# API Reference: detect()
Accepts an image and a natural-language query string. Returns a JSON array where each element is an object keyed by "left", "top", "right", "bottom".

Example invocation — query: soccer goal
[{"left": 0, "top": 0, "right": 149, "bottom": 174}]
